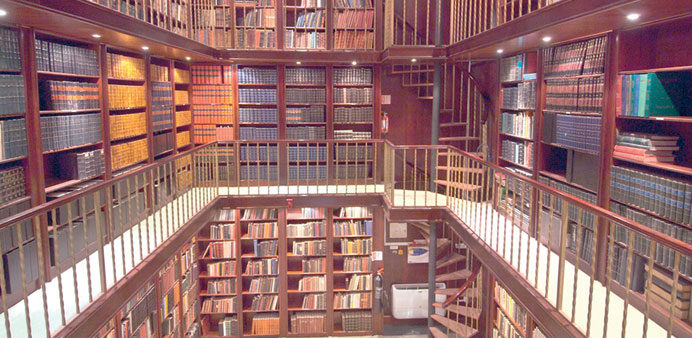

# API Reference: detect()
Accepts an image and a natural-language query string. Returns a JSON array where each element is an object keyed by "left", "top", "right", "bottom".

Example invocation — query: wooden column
[{"left": 99, "top": 44, "right": 113, "bottom": 179}]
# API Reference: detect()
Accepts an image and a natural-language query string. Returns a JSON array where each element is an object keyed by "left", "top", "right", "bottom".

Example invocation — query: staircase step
[
  {"left": 433, "top": 180, "right": 482, "bottom": 191},
  {"left": 437, "top": 252, "right": 465, "bottom": 269},
  {"left": 403, "top": 82, "right": 434, "bottom": 87},
  {"left": 437, "top": 238, "right": 451, "bottom": 252},
  {"left": 429, "top": 326, "right": 448, "bottom": 338},
  {"left": 431, "top": 314, "right": 478, "bottom": 338},
  {"left": 434, "top": 303, "right": 482, "bottom": 319},
  {"left": 436, "top": 166, "right": 484, "bottom": 174},
  {"left": 435, "top": 287, "right": 479, "bottom": 298},
  {"left": 439, "top": 136, "right": 480, "bottom": 142},
  {"left": 440, "top": 122, "right": 468, "bottom": 128},
  {"left": 436, "top": 269, "right": 473, "bottom": 282}
]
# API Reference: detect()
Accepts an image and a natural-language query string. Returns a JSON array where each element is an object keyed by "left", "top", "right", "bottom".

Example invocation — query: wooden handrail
[{"left": 441, "top": 260, "right": 482, "bottom": 307}]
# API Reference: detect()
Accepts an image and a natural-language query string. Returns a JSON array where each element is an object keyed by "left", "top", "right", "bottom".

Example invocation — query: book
[
  {"left": 250, "top": 313, "right": 280, "bottom": 335},
  {"left": 107, "top": 53, "right": 145, "bottom": 80},
  {"left": 0, "top": 166, "right": 25, "bottom": 204},
  {"left": 619, "top": 72, "right": 690, "bottom": 117},
  {"left": 111, "top": 139, "right": 149, "bottom": 169},
  {"left": 0, "top": 27, "right": 21, "bottom": 70},
  {"left": 110, "top": 112, "right": 147, "bottom": 141},
  {"left": 0, "top": 75, "right": 26, "bottom": 116},
  {"left": 39, "top": 80, "right": 99, "bottom": 111},
  {"left": 500, "top": 55, "right": 524, "bottom": 82},
  {"left": 39, "top": 113, "right": 102, "bottom": 152},
  {"left": 543, "top": 36, "right": 607, "bottom": 78},
  {"left": 501, "top": 139, "right": 533, "bottom": 167},
  {"left": 0, "top": 118, "right": 28, "bottom": 160},
  {"left": 290, "top": 312, "right": 326, "bottom": 333},
  {"left": 108, "top": 84, "right": 146, "bottom": 109},
  {"left": 616, "top": 131, "right": 680, "bottom": 149},
  {"left": 35, "top": 39, "right": 99, "bottom": 76}
]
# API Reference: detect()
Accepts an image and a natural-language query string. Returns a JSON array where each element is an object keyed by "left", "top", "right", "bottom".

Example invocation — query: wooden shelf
[
  {"left": 0, "top": 113, "right": 25, "bottom": 119},
  {"left": 612, "top": 156, "right": 692, "bottom": 176},
  {"left": 539, "top": 170, "right": 596, "bottom": 195},
  {"left": 43, "top": 141, "right": 103, "bottom": 154},
  {"left": 494, "top": 296, "right": 528, "bottom": 338},
  {"left": 37, "top": 71, "right": 100, "bottom": 80},
  {"left": 40, "top": 108, "right": 101, "bottom": 115},
  {"left": 540, "top": 141, "right": 599, "bottom": 156},
  {"left": 616, "top": 115, "right": 692, "bottom": 123},
  {"left": 501, "top": 79, "right": 536, "bottom": 85},
  {"left": 499, "top": 133, "right": 533, "bottom": 142},
  {"left": 108, "top": 77, "right": 146, "bottom": 84},
  {"left": 499, "top": 157, "right": 532, "bottom": 171},
  {"left": 0, "top": 155, "right": 27, "bottom": 165},
  {"left": 542, "top": 109, "right": 602, "bottom": 116},
  {"left": 110, "top": 133, "right": 148, "bottom": 143},
  {"left": 543, "top": 73, "right": 603, "bottom": 81},
  {"left": 619, "top": 65, "right": 692, "bottom": 74}
]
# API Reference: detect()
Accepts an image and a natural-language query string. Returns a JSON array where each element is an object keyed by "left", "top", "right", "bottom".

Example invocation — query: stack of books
[
  {"left": 245, "top": 258, "right": 278, "bottom": 275},
  {"left": 285, "top": 31, "right": 325, "bottom": 49},
  {"left": 542, "top": 113, "right": 601, "bottom": 153},
  {"left": 333, "top": 67, "right": 372, "bottom": 84},
  {"left": 248, "top": 222, "right": 278, "bottom": 238},
  {"left": 299, "top": 294, "right": 326, "bottom": 310},
  {"left": 207, "top": 261, "right": 236, "bottom": 277},
  {"left": 238, "top": 67, "right": 277, "bottom": 84},
  {"left": 286, "top": 68, "right": 325, "bottom": 84},
  {"left": 334, "top": 220, "right": 372, "bottom": 236},
  {"left": 36, "top": 39, "right": 99, "bottom": 76},
  {"left": 0, "top": 118, "right": 27, "bottom": 160},
  {"left": 239, "top": 88, "right": 277, "bottom": 103},
  {"left": 0, "top": 27, "right": 21, "bottom": 70},
  {"left": 335, "top": 164, "right": 370, "bottom": 179},
  {"left": 286, "top": 106, "right": 324, "bottom": 123},
  {"left": 239, "top": 107, "right": 277, "bottom": 123},
  {"left": 334, "top": 10, "right": 374, "bottom": 29},
  {"left": 57, "top": 149, "right": 105, "bottom": 180},
  {"left": 218, "top": 316, "right": 238, "bottom": 336},
  {"left": 302, "top": 257, "right": 326, "bottom": 273},
  {"left": 613, "top": 132, "right": 679, "bottom": 163},
  {"left": 341, "top": 311, "right": 372, "bottom": 332},
  {"left": 286, "top": 88, "right": 326, "bottom": 104},
  {"left": 239, "top": 127, "right": 278, "bottom": 140},
  {"left": 288, "top": 146, "right": 327, "bottom": 161},
  {"left": 201, "top": 296, "right": 236, "bottom": 313},
  {"left": 287, "top": 222, "right": 325, "bottom": 237},
  {"left": 176, "top": 110, "right": 192, "bottom": 127},
  {"left": 236, "top": 9, "right": 276, "bottom": 27},
  {"left": 334, "top": 292, "right": 371, "bottom": 308},
  {"left": 39, "top": 80, "right": 97, "bottom": 111},
  {"left": 288, "top": 165, "right": 327, "bottom": 180},
  {"left": 210, "top": 223, "right": 235, "bottom": 240},
  {"left": 0, "top": 75, "right": 26, "bottom": 115},
  {"left": 500, "top": 112, "right": 533, "bottom": 139},
  {"left": 293, "top": 240, "right": 327, "bottom": 255},
  {"left": 334, "top": 31, "right": 374, "bottom": 49},
  {"left": 286, "top": 126, "right": 325, "bottom": 139},
  {"left": 501, "top": 139, "right": 533, "bottom": 167},
  {"left": 344, "top": 257, "right": 371, "bottom": 272},
  {"left": 106, "top": 53, "right": 145, "bottom": 80},
  {"left": 253, "top": 239, "right": 278, "bottom": 257},
  {"left": 150, "top": 64, "right": 169, "bottom": 82},
  {"left": 291, "top": 312, "right": 326, "bottom": 333},
  {"left": 502, "top": 82, "right": 536, "bottom": 110},
  {"left": 250, "top": 313, "right": 280, "bottom": 335},
  {"left": 192, "top": 106, "right": 233, "bottom": 124},
  {"left": 347, "top": 274, "right": 372, "bottom": 290},
  {"left": 191, "top": 65, "right": 223, "bottom": 85},
  {"left": 334, "top": 106, "right": 372, "bottom": 123},
  {"left": 108, "top": 84, "right": 146, "bottom": 109},
  {"left": 333, "top": 88, "right": 372, "bottom": 103},
  {"left": 191, "top": 85, "right": 232, "bottom": 105},
  {"left": 543, "top": 35, "right": 607, "bottom": 78},
  {"left": 40, "top": 114, "right": 102, "bottom": 151},
  {"left": 500, "top": 55, "right": 524, "bottom": 82},
  {"left": 240, "top": 145, "right": 279, "bottom": 161},
  {"left": 151, "top": 82, "right": 172, "bottom": 106},
  {"left": 619, "top": 72, "right": 689, "bottom": 117},
  {"left": 335, "top": 144, "right": 373, "bottom": 160},
  {"left": 334, "top": 130, "right": 371, "bottom": 140},
  {"left": 250, "top": 294, "right": 279, "bottom": 310},
  {"left": 545, "top": 77, "right": 604, "bottom": 114},
  {"left": 174, "top": 68, "right": 190, "bottom": 83},
  {"left": 110, "top": 112, "right": 146, "bottom": 140},
  {"left": 340, "top": 238, "right": 371, "bottom": 254},
  {"left": 249, "top": 276, "right": 279, "bottom": 292},
  {"left": 152, "top": 106, "right": 173, "bottom": 132}
]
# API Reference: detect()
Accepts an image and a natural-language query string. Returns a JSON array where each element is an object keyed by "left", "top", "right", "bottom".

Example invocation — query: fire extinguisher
[
  {"left": 374, "top": 268, "right": 384, "bottom": 313},
  {"left": 381, "top": 112, "right": 389, "bottom": 134}
]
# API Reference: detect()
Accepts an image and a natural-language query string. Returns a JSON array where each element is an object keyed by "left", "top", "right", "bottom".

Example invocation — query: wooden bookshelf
[
  {"left": 332, "top": 0, "right": 375, "bottom": 50},
  {"left": 284, "top": 0, "right": 326, "bottom": 49}
]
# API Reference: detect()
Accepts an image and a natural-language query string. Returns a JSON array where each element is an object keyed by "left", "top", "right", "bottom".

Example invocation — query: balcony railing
[{"left": 0, "top": 140, "right": 691, "bottom": 337}]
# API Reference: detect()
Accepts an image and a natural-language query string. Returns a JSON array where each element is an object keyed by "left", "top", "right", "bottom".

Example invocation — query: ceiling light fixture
[
  {"left": 351, "top": 61, "right": 357, "bottom": 65},
  {"left": 0, "top": 9, "right": 7, "bottom": 17},
  {"left": 185, "top": 56, "right": 191, "bottom": 61},
  {"left": 542, "top": 36, "right": 552, "bottom": 42},
  {"left": 627, "top": 13, "right": 640, "bottom": 21},
  {"left": 296, "top": 61, "right": 302, "bottom": 65},
  {"left": 411, "top": 58, "right": 417, "bottom": 63},
  {"left": 92, "top": 34, "right": 102, "bottom": 39},
  {"left": 142, "top": 46, "right": 149, "bottom": 51},
  {"left": 496, "top": 49, "right": 504, "bottom": 54}
]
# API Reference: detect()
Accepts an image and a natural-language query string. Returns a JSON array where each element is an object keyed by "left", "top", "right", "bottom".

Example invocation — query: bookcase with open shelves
[
  {"left": 332, "top": 0, "right": 374, "bottom": 50},
  {"left": 151, "top": 58, "right": 176, "bottom": 158},
  {"left": 191, "top": 64, "right": 235, "bottom": 144},
  {"left": 234, "top": 0, "right": 278, "bottom": 49},
  {"left": 284, "top": 0, "right": 326, "bottom": 49},
  {"left": 174, "top": 61, "right": 193, "bottom": 151},
  {"left": 492, "top": 282, "right": 528, "bottom": 338}
]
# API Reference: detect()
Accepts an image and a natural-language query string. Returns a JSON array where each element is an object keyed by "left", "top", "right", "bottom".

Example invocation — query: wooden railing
[
  {"left": 87, "top": 0, "right": 192, "bottom": 39},
  {"left": 1, "top": 139, "right": 692, "bottom": 337},
  {"left": 384, "top": 0, "right": 438, "bottom": 47}
]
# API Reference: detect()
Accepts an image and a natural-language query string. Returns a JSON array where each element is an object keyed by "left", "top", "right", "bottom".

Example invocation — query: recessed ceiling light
[
  {"left": 0, "top": 9, "right": 7, "bottom": 17},
  {"left": 296, "top": 61, "right": 302, "bottom": 65},
  {"left": 496, "top": 49, "right": 504, "bottom": 54},
  {"left": 92, "top": 34, "right": 101, "bottom": 39},
  {"left": 351, "top": 61, "right": 358, "bottom": 66},
  {"left": 627, "top": 13, "right": 640, "bottom": 21},
  {"left": 141, "top": 46, "right": 149, "bottom": 51},
  {"left": 542, "top": 36, "right": 552, "bottom": 42},
  {"left": 411, "top": 58, "right": 417, "bottom": 63},
  {"left": 185, "top": 56, "right": 191, "bottom": 61}
]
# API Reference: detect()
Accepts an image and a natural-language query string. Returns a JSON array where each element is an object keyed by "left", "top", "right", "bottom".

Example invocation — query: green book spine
[{"left": 637, "top": 74, "right": 648, "bottom": 117}]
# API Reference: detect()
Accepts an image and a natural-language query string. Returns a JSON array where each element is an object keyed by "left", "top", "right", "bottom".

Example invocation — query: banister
[{"left": 441, "top": 260, "right": 482, "bottom": 308}]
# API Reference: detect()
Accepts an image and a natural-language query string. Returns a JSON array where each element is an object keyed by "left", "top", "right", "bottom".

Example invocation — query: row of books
[
  {"left": 302, "top": 257, "right": 326, "bottom": 273},
  {"left": 286, "top": 68, "right": 325, "bottom": 84},
  {"left": 248, "top": 222, "right": 278, "bottom": 238},
  {"left": 245, "top": 258, "right": 278, "bottom": 275},
  {"left": 207, "top": 241, "right": 236, "bottom": 259},
  {"left": 286, "top": 126, "right": 326, "bottom": 139},
  {"left": 0, "top": 75, "right": 25, "bottom": 116},
  {"left": 176, "top": 89, "right": 189, "bottom": 104},
  {"left": 299, "top": 295, "right": 326, "bottom": 311},
  {"left": 495, "top": 284, "right": 528, "bottom": 331},
  {"left": 289, "top": 164, "right": 327, "bottom": 180},
  {"left": 193, "top": 107, "right": 233, "bottom": 125},
  {"left": 111, "top": 138, "right": 148, "bottom": 170},
  {"left": 253, "top": 239, "right": 278, "bottom": 256},
  {"left": 543, "top": 35, "right": 607, "bottom": 78},
  {"left": 610, "top": 202, "right": 692, "bottom": 277},
  {"left": 250, "top": 294, "right": 279, "bottom": 310},
  {"left": 238, "top": 67, "right": 277, "bottom": 84},
  {"left": 150, "top": 64, "right": 169, "bottom": 82},
  {"left": 295, "top": 207, "right": 325, "bottom": 219},
  {"left": 614, "top": 131, "right": 679, "bottom": 163},
  {"left": 334, "top": 87, "right": 372, "bottom": 103},
  {"left": 298, "top": 275, "right": 326, "bottom": 291},
  {"left": 545, "top": 77, "right": 604, "bottom": 114},
  {"left": 249, "top": 276, "right": 279, "bottom": 292},
  {"left": 346, "top": 274, "right": 371, "bottom": 291},
  {"left": 240, "top": 145, "right": 279, "bottom": 161},
  {"left": 174, "top": 68, "right": 190, "bottom": 84},
  {"left": 214, "top": 7, "right": 232, "bottom": 27},
  {"left": 334, "top": 31, "right": 374, "bottom": 49},
  {"left": 538, "top": 175, "right": 598, "bottom": 229},
  {"left": 218, "top": 316, "right": 238, "bottom": 336},
  {"left": 0, "top": 28, "right": 20, "bottom": 70},
  {"left": 334, "top": 67, "right": 372, "bottom": 84},
  {"left": 237, "top": 9, "right": 277, "bottom": 27},
  {"left": 193, "top": 125, "right": 219, "bottom": 143},
  {"left": 108, "top": 84, "right": 146, "bottom": 109},
  {"left": 152, "top": 106, "right": 173, "bottom": 132},
  {"left": 334, "top": 220, "right": 372, "bottom": 236},
  {"left": 340, "top": 238, "right": 371, "bottom": 254},
  {"left": 239, "top": 127, "right": 278, "bottom": 140},
  {"left": 293, "top": 0, "right": 324, "bottom": 7},
  {"left": 0, "top": 118, "right": 27, "bottom": 160},
  {"left": 334, "top": 292, "right": 371, "bottom": 308},
  {"left": 338, "top": 207, "right": 371, "bottom": 218},
  {"left": 35, "top": 39, "right": 99, "bottom": 76},
  {"left": 191, "top": 65, "right": 226, "bottom": 85},
  {"left": 502, "top": 81, "right": 536, "bottom": 110},
  {"left": 236, "top": 29, "right": 278, "bottom": 49},
  {"left": 0, "top": 166, "right": 25, "bottom": 204},
  {"left": 239, "top": 88, "right": 277, "bottom": 103},
  {"left": 496, "top": 307, "right": 523, "bottom": 338},
  {"left": 250, "top": 313, "right": 280, "bottom": 335},
  {"left": 287, "top": 222, "right": 325, "bottom": 237},
  {"left": 177, "top": 130, "right": 191, "bottom": 147},
  {"left": 500, "top": 112, "right": 533, "bottom": 139},
  {"left": 110, "top": 112, "right": 146, "bottom": 141},
  {"left": 334, "top": 106, "right": 372, "bottom": 123},
  {"left": 120, "top": 287, "right": 156, "bottom": 338},
  {"left": 58, "top": 149, "right": 106, "bottom": 180},
  {"left": 293, "top": 239, "right": 327, "bottom": 255},
  {"left": 610, "top": 165, "right": 692, "bottom": 226},
  {"left": 38, "top": 80, "right": 98, "bottom": 111},
  {"left": 289, "top": 10, "right": 325, "bottom": 28},
  {"left": 153, "top": 132, "right": 174, "bottom": 156},
  {"left": 151, "top": 82, "right": 172, "bottom": 106},
  {"left": 191, "top": 85, "right": 233, "bottom": 105},
  {"left": 289, "top": 145, "right": 327, "bottom": 161},
  {"left": 335, "top": 0, "right": 373, "bottom": 8},
  {"left": 334, "top": 129, "right": 371, "bottom": 140},
  {"left": 341, "top": 311, "right": 372, "bottom": 332},
  {"left": 501, "top": 139, "right": 533, "bottom": 167},
  {"left": 211, "top": 223, "right": 235, "bottom": 240},
  {"left": 618, "top": 72, "right": 688, "bottom": 117},
  {"left": 335, "top": 163, "right": 370, "bottom": 179},
  {"left": 40, "top": 114, "right": 102, "bottom": 151},
  {"left": 243, "top": 208, "right": 279, "bottom": 219},
  {"left": 334, "top": 10, "right": 374, "bottom": 29},
  {"left": 343, "top": 257, "right": 370, "bottom": 272},
  {"left": 285, "top": 30, "right": 325, "bottom": 49},
  {"left": 542, "top": 112, "right": 601, "bottom": 153},
  {"left": 500, "top": 54, "right": 524, "bottom": 83},
  {"left": 202, "top": 296, "right": 236, "bottom": 313},
  {"left": 287, "top": 106, "right": 324, "bottom": 123},
  {"left": 286, "top": 88, "right": 326, "bottom": 104},
  {"left": 207, "top": 261, "right": 236, "bottom": 277},
  {"left": 239, "top": 107, "right": 277, "bottom": 123},
  {"left": 107, "top": 53, "right": 145, "bottom": 80}
]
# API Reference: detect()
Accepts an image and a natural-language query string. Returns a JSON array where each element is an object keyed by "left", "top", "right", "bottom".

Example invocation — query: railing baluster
[
  {"left": 51, "top": 208, "right": 67, "bottom": 325},
  {"left": 93, "top": 191, "right": 107, "bottom": 293},
  {"left": 80, "top": 197, "right": 94, "bottom": 303},
  {"left": 572, "top": 208, "right": 583, "bottom": 324},
  {"left": 586, "top": 208, "right": 598, "bottom": 337},
  {"left": 668, "top": 251, "right": 681, "bottom": 338},
  {"left": 603, "top": 221, "right": 615, "bottom": 338},
  {"left": 0, "top": 223, "right": 10, "bottom": 338},
  {"left": 517, "top": 180, "right": 525, "bottom": 276},
  {"left": 18, "top": 218, "right": 32, "bottom": 338},
  {"left": 534, "top": 189, "right": 543, "bottom": 288},
  {"left": 67, "top": 201, "right": 80, "bottom": 315},
  {"left": 117, "top": 181, "right": 126, "bottom": 278},
  {"left": 546, "top": 194, "right": 555, "bottom": 298},
  {"left": 621, "top": 222, "right": 635, "bottom": 338},
  {"left": 34, "top": 214, "right": 51, "bottom": 337},
  {"left": 509, "top": 175, "right": 517, "bottom": 266},
  {"left": 556, "top": 199, "right": 569, "bottom": 311}
]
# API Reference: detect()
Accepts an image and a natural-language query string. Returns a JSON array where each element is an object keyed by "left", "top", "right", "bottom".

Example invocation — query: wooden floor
[{"left": 3, "top": 185, "right": 678, "bottom": 337}]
